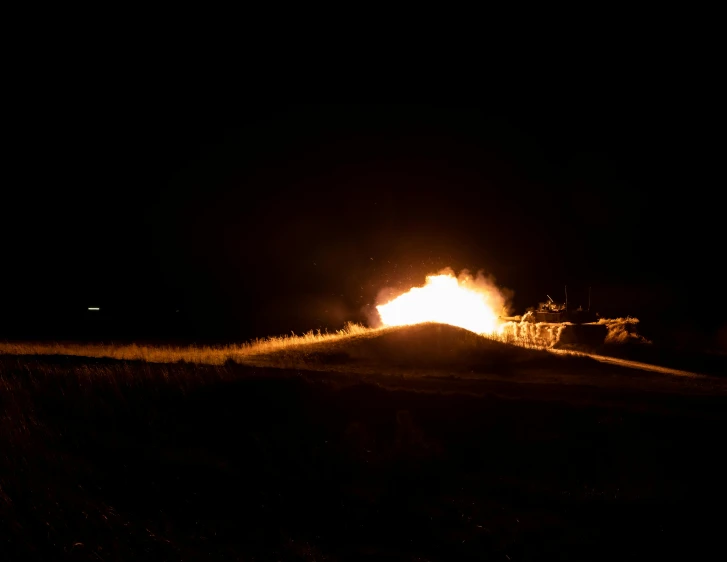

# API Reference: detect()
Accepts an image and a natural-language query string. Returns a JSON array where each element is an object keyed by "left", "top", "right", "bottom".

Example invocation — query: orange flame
[{"left": 376, "top": 270, "right": 506, "bottom": 334}]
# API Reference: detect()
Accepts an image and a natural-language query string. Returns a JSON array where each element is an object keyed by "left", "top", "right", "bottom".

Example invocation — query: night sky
[{"left": 3, "top": 78, "right": 721, "bottom": 342}]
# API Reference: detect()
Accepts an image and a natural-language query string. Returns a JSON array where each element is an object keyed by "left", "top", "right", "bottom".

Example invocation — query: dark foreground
[{"left": 1, "top": 355, "right": 726, "bottom": 561}]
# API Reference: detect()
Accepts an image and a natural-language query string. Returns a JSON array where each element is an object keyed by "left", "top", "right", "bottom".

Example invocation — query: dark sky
[{"left": 3, "top": 70, "right": 721, "bottom": 341}]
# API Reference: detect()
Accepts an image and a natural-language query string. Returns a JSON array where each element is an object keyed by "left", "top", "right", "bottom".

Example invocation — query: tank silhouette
[
  {"left": 527, "top": 292, "right": 598, "bottom": 324},
  {"left": 521, "top": 288, "right": 606, "bottom": 346}
]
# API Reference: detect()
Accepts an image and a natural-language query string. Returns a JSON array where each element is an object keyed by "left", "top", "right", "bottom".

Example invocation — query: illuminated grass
[
  {"left": 2, "top": 319, "right": 617, "bottom": 370},
  {"left": 0, "top": 321, "right": 573, "bottom": 378},
  {"left": 0, "top": 322, "right": 374, "bottom": 365},
  {"left": 0, "top": 321, "right": 571, "bottom": 369}
]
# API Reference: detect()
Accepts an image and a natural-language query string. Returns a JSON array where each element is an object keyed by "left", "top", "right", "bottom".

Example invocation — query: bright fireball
[{"left": 376, "top": 272, "right": 503, "bottom": 334}]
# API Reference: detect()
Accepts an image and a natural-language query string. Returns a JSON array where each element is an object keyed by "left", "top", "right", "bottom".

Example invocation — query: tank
[
  {"left": 521, "top": 290, "right": 606, "bottom": 347},
  {"left": 528, "top": 295, "right": 598, "bottom": 324}
]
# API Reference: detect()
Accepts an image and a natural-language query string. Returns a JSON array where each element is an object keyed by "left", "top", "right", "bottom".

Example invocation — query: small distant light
[{"left": 88, "top": 307, "right": 100, "bottom": 311}]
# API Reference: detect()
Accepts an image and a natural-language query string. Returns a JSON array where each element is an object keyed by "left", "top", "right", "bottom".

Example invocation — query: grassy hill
[{"left": 2, "top": 324, "right": 727, "bottom": 560}]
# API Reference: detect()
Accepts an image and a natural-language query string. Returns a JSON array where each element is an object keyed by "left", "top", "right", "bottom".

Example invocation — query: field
[{"left": 2, "top": 323, "right": 727, "bottom": 560}]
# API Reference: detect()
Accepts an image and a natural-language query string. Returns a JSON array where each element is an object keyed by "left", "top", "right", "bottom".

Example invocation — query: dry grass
[
  {"left": 0, "top": 322, "right": 556, "bottom": 366},
  {"left": 0, "top": 322, "right": 373, "bottom": 365},
  {"left": 0, "top": 322, "right": 592, "bottom": 386}
]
